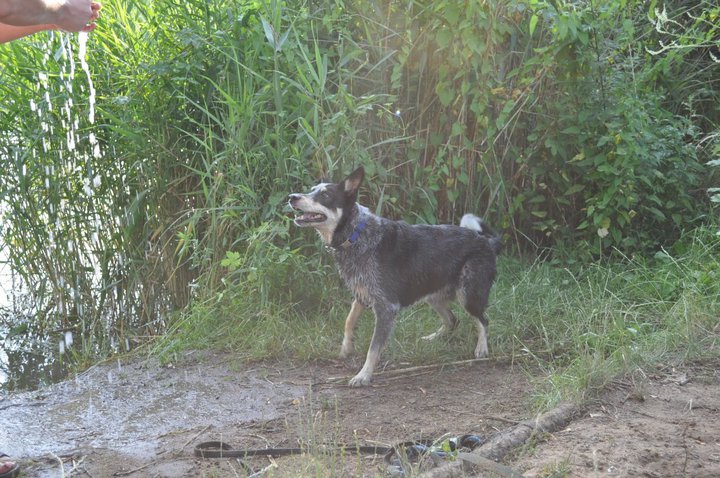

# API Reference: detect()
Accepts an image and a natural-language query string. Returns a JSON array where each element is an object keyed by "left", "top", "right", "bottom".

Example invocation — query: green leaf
[
  {"left": 529, "top": 14, "right": 539, "bottom": 36},
  {"left": 276, "top": 28, "right": 290, "bottom": 52},
  {"left": 445, "top": 3, "right": 461, "bottom": 25},
  {"left": 451, "top": 121, "right": 465, "bottom": 137},
  {"left": 436, "top": 29, "right": 453, "bottom": 49},
  {"left": 260, "top": 17, "right": 276, "bottom": 50},
  {"left": 570, "top": 152, "right": 585, "bottom": 162},
  {"left": 565, "top": 184, "right": 585, "bottom": 195},
  {"left": 647, "top": 207, "right": 667, "bottom": 220},
  {"left": 436, "top": 82, "right": 455, "bottom": 107},
  {"left": 221, "top": 251, "right": 242, "bottom": 271}
]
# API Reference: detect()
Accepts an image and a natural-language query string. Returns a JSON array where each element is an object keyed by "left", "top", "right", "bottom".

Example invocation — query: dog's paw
[
  {"left": 348, "top": 372, "right": 371, "bottom": 387},
  {"left": 474, "top": 347, "right": 489, "bottom": 359},
  {"left": 339, "top": 345, "right": 353, "bottom": 359}
]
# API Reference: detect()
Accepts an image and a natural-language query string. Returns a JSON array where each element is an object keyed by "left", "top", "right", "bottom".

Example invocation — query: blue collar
[{"left": 339, "top": 221, "right": 367, "bottom": 249}]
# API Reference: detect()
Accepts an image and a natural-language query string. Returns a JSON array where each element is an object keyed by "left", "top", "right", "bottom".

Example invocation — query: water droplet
[{"left": 78, "top": 32, "right": 96, "bottom": 124}]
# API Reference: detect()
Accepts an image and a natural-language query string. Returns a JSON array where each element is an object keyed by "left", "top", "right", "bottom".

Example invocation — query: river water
[{"left": 0, "top": 247, "right": 69, "bottom": 391}]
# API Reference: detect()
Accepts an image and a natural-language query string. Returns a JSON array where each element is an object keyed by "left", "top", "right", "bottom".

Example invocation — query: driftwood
[{"left": 418, "top": 402, "right": 580, "bottom": 478}]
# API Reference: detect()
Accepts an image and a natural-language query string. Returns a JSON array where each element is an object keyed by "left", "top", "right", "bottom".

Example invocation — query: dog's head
[{"left": 288, "top": 166, "right": 364, "bottom": 244}]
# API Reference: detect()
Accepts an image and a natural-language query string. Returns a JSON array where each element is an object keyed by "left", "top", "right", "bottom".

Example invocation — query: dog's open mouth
[{"left": 294, "top": 212, "right": 327, "bottom": 224}]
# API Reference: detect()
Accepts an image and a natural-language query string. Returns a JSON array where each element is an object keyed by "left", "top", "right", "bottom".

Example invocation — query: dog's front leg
[
  {"left": 340, "top": 299, "right": 365, "bottom": 358},
  {"left": 348, "top": 302, "right": 398, "bottom": 387}
]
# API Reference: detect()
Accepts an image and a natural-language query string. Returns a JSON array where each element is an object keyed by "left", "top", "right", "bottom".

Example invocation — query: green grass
[
  {"left": 157, "top": 226, "right": 720, "bottom": 408},
  {"left": 1, "top": 0, "right": 717, "bottom": 388},
  {"left": 498, "top": 226, "right": 720, "bottom": 407}
]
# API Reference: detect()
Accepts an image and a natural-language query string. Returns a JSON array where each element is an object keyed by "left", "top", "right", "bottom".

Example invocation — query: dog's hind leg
[
  {"left": 340, "top": 300, "right": 365, "bottom": 359},
  {"left": 458, "top": 263, "right": 494, "bottom": 359},
  {"left": 422, "top": 301, "right": 458, "bottom": 341},
  {"left": 349, "top": 302, "right": 399, "bottom": 387},
  {"left": 463, "top": 299, "right": 489, "bottom": 358},
  {"left": 472, "top": 314, "right": 489, "bottom": 358}
]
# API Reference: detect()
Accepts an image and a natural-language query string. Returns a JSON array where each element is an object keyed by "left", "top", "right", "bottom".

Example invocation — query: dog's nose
[{"left": 288, "top": 193, "right": 301, "bottom": 205}]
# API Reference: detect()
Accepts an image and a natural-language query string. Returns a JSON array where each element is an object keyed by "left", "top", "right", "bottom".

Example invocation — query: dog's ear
[{"left": 342, "top": 166, "right": 364, "bottom": 199}]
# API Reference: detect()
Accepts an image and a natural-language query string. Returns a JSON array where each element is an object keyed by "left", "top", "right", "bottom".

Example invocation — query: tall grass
[
  {"left": 0, "top": 0, "right": 718, "bottom": 386},
  {"left": 494, "top": 226, "right": 720, "bottom": 407},
  {"left": 0, "top": 31, "right": 149, "bottom": 355},
  {"left": 0, "top": 0, "right": 391, "bottom": 359}
]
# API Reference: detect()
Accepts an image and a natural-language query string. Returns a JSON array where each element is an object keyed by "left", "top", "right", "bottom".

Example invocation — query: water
[
  {"left": 0, "top": 264, "right": 70, "bottom": 390},
  {"left": 0, "top": 31, "right": 101, "bottom": 391},
  {"left": 0, "top": 354, "right": 307, "bottom": 475}
]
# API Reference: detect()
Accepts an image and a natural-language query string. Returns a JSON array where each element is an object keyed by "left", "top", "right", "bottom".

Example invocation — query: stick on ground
[
  {"left": 418, "top": 402, "right": 580, "bottom": 478},
  {"left": 325, "top": 356, "right": 499, "bottom": 383}
]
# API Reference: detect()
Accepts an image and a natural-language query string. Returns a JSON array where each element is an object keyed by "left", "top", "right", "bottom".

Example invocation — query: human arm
[
  {"left": 0, "top": 22, "right": 59, "bottom": 43},
  {"left": 0, "top": 0, "right": 100, "bottom": 32}
]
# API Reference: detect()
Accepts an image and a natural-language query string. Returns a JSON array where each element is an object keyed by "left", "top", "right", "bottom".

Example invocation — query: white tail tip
[{"left": 460, "top": 214, "right": 483, "bottom": 232}]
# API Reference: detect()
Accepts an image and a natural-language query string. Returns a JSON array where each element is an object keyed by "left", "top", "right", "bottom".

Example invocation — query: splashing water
[
  {"left": 78, "top": 32, "right": 96, "bottom": 126},
  {"left": 0, "top": 31, "right": 106, "bottom": 390}
]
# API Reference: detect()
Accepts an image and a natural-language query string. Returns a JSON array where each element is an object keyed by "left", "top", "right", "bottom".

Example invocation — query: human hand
[{"left": 52, "top": 1, "right": 101, "bottom": 32}]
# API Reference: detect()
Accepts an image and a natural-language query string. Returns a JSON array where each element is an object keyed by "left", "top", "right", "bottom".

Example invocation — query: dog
[{"left": 288, "top": 166, "right": 501, "bottom": 386}]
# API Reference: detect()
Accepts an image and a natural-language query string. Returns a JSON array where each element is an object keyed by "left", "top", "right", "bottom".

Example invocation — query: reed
[{"left": 0, "top": 0, "right": 717, "bottom": 377}]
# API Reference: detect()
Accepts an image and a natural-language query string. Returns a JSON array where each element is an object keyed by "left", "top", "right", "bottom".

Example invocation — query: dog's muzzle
[{"left": 288, "top": 194, "right": 327, "bottom": 226}]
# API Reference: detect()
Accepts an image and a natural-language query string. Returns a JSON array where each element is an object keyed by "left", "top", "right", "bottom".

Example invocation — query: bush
[{"left": 0, "top": 0, "right": 717, "bottom": 352}]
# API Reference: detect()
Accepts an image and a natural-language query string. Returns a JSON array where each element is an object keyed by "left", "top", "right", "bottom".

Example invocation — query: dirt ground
[
  {"left": 1, "top": 351, "right": 718, "bottom": 477},
  {"left": 514, "top": 361, "right": 720, "bottom": 478}
]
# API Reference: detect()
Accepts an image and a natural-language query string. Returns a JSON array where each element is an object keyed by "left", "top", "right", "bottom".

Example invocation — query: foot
[
  {"left": 339, "top": 342, "right": 353, "bottom": 359},
  {"left": 0, "top": 453, "right": 19, "bottom": 478},
  {"left": 348, "top": 371, "right": 372, "bottom": 387},
  {"left": 474, "top": 344, "right": 488, "bottom": 358}
]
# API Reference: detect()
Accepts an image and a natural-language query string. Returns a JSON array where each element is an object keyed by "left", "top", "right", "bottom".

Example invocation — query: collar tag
[{"left": 340, "top": 221, "right": 367, "bottom": 249}]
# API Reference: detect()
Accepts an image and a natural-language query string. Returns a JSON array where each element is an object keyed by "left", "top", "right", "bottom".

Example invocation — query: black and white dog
[{"left": 289, "top": 166, "right": 501, "bottom": 387}]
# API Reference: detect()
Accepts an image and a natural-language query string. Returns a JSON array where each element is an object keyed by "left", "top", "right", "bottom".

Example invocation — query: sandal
[{"left": 0, "top": 453, "right": 19, "bottom": 478}]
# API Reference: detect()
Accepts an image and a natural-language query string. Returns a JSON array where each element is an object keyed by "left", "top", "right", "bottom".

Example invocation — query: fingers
[
  {"left": 61, "top": 1, "right": 101, "bottom": 33},
  {"left": 77, "top": 2, "right": 101, "bottom": 33}
]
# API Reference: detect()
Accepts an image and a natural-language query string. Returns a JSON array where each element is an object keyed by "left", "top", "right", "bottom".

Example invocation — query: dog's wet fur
[{"left": 289, "top": 166, "right": 501, "bottom": 386}]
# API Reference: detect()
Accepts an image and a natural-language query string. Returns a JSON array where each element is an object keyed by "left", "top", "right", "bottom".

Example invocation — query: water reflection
[
  {"left": 0, "top": 258, "right": 69, "bottom": 391},
  {"left": 0, "top": 331, "right": 69, "bottom": 392}
]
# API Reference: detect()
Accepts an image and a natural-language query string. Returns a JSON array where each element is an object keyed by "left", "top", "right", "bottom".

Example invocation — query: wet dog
[{"left": 289, "top": 166, "right": 501, "bottom": 386}]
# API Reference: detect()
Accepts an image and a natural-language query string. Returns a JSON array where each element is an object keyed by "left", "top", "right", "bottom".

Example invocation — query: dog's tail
[{"left": 460, "top": 214, "right": 502, "bottom": 254}]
